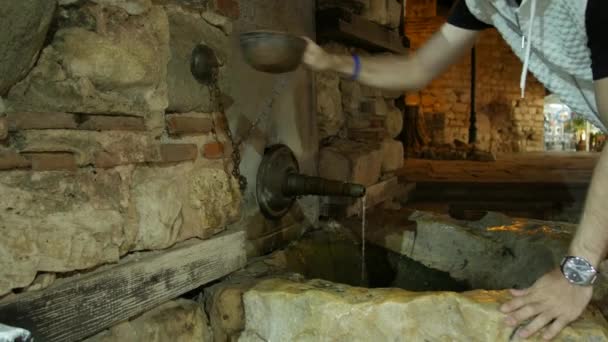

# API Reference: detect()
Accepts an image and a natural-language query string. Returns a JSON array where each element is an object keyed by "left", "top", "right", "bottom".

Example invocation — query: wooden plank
[
  {"left": 317, "top": 8, "right": 407, "bottom": 54},
  {"left": 246, "top": 222, "right": 306, "bottom": 258},
  {"left": 412, "top": 182, "right": 588, "bottom": 202},
  {"left": 0, "top": 231, "right": 246, "bottom": 342},
  {"left": 317, "top": 0, "right": 366, "bottom": 14}
]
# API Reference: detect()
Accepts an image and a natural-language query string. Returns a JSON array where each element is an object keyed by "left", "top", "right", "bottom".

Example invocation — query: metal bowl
[{"left": 240, "top": 30, "right": 306, "bottom": 74}]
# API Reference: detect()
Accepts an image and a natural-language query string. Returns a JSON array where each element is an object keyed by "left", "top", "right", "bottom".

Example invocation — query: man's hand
[
  {"left": 500, "top": 268, "right": 593, "bottom": 340},
  {"left": 301, "top": 37, "right": 334, "bottom": 72}
]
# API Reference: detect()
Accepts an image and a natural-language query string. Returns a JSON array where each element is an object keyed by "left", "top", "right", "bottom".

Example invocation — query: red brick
[
  {"left": 0, "top": 116, "right": 7, "bottom": 141},
  {"left": 78, "top": 115, "right": 146, "bottom": 131},
  {"left": 160, "top": 144, "right": 198, "bottom": 163},
  {"left": 7, "top": 112, "right": 77, "bottom": 130},
  {"left": 94, "top": 151, "right": 119, "bottom": 169},
  {"left": 166, "top": 115, "right": 213, "bottom": 136},
  {"left": 0, "top": 150, "right": 31, "bottom": 170},
  {"left": 23, "top": 152, "right": 77, "bottom": 171},
  {"left": 214, "top": 0, "right": 240, "bottom": 19},
  {"left": 369, "top": 115, "right": 386, "bottom": 128},
  {"left": 202, "top": 142, "right": 225, "bottom": 159}
]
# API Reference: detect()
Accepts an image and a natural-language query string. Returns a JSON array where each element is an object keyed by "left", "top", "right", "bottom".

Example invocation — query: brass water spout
[{"left": 257, "top": 144, "right": 366, "bottom": 219}]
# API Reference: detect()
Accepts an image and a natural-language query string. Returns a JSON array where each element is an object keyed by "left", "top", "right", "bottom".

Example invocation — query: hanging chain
[{"left": 208, "top": 74, "right": 288, "bottom": 193}]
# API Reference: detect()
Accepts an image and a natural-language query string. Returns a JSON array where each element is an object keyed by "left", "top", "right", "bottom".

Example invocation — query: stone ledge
[{"left": 239, "top": 278, "right": 608, "bottom": 341}]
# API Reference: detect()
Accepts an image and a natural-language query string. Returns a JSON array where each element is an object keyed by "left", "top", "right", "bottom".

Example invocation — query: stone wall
[
  {"left": 0, "top": 0, "right": 245, "bottom": 298},
  {"left": 223, "top": 0, "right": 316, "bottom": 257},
  {"left": 404, "top": 6, "right": 545, "bottom": 153},
  {"left": 0, "top": 0, "right": 315, "bottom": 339},
  {"left": 316, "top": 0, "right": 406, "bottom": 215}
]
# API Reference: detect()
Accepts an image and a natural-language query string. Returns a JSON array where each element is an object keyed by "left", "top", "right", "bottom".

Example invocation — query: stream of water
[{"left": 360, "top": 194, "right": 367, "bottom": 285}]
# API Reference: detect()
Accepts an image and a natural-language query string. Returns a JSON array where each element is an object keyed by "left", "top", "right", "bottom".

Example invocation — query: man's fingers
[
  {"left": 301, "top": 36, "right": 313, "bottom": 44},
  {"left": 501, "top": 296, "right": 528, "bottom": 313},
  {"left": 542, "top": 318, "right": 568, "bottom": 340},
  {"left": 510, "top": 288, "right": 529, "bottom": 297},
  {"left": 509, "top": 303, "right": 542, "bottom": 325},
  {"left": 518, "top": 313, "right": 554, "bottom": 339}
]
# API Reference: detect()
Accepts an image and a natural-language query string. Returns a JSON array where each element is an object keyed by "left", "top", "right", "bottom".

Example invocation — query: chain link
[{"left": 208, "top": 74, "right": 288, "bottom": 193}]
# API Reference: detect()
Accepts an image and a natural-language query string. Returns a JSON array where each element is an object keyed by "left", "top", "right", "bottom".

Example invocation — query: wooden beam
[
  {"left": 0, "top": 231, "right": 246, "bottom": 342},
  {"left": 317, "top": 8, "right": 408, "bottom": 54}
]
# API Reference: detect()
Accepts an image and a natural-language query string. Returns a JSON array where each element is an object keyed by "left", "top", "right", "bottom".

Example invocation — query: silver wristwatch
[{"left": 560, "top": 256, "right": 598, "bottom": 286}]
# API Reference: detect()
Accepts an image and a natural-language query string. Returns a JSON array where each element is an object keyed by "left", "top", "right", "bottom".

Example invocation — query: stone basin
[{"left": 207, "top": 210, "right": 608, "bottom": 341}]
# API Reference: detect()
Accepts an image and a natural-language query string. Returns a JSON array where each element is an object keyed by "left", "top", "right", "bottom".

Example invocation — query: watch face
[{"left": 563, "top": 257, "right": 597, "bottom": 285}]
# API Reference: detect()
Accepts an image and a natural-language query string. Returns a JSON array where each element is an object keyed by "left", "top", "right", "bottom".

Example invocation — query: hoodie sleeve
[{"left": 447, "top": 0, "right": 493, "bottom": 31}]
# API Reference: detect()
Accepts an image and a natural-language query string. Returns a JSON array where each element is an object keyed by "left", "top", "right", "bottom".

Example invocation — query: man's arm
[
  {"left": 501, "top": 78, "right": 608, "bottom": 340},
  {"left": 571, "top": 78, "right": 608, "bottom": 266},
  {"left": 301, "top": 23, "right": 480, "bottom": 91}
]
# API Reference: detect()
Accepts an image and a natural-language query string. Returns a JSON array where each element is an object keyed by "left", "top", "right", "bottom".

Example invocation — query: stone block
[
  {"left": 205, "top": 281, "right": 254, "bottom": 342},
  {"left": 385, "top": 105, "right": 403, "bottom": 138},
  {"left": 381, "top": 139, "right": 404, "bottom": 172},
  {"left": 24, "top": 273, "right": 56, "bottom": 293},
  {"left": 361, "top": 0, "right": 402, "bottom": 29},
  {"left": 91, "top": 0, "right": 153, "bottom": 15},
  {"left": 346, "top": 114, "right": 371, "bottom": 129},
  {"left": 0, "top": 115, "right": 7, "bottom": 141},
  {"left": 0, "top": 168, "right": 130, "bottom": 296},
  {"left": 373, "top": 211, "right": 587, "bottom": 291},
  {"left": 86, "top": 299, "right": 212, "bottom": 342},
  {"left": 340, "top": 80, "right": 362, "bottom": 114},
  {"left": 166, "top": 6, "right": 229, "bottom": 113},
  {"left": 160, "top": 144, "right": 198, "bottom": 162},
  {"left": 7, "top": 6, "right": 170, "bottom": 116},
  {"left": 239, "top": 278, "right": 608, "bottom": 342},
  {"left": 201, "top": 10, "right": 233, "bottom": 35},
  {"left": 360, "top": 84, "right": 382, "bottom": 98},
  {"left": 316, "top": 72, "right": 344, "bottom": 139},
  {"left": 131, "top": 162, "right": 240, "bottom": 250},
  {"left": 0, "top": 0, "right": 55, "bottom": 95},
  {"left": 166, "top": 113, "right": 213, "bottom": 136},
  {"left": 360, "top": 97, "right": 388, "bottom": 116},
  {"left": 319, "top": 139, "right": 382, "bottom": 187}
]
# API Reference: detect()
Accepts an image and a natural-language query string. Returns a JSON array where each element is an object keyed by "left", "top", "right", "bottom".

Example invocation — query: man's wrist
[
  {"left": 567, "top": 246, "right": 602, "bottom": 269},
  {"left": 330, "top": 55, "right": 355, "bottom": 76}
]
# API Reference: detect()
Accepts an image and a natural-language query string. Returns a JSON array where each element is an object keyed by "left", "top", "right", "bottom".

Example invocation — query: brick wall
[{"left": 405, "top": 14, "right": 545, "bottom": 153}]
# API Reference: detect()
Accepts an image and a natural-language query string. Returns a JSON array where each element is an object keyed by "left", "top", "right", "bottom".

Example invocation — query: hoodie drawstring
[{"left": 520, "top": 0, "right": 537, "bottom": 98}]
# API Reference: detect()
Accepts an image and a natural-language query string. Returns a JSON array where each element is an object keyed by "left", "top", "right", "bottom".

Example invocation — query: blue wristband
[{"left": 351, "top": 54, "right": 361, "bottom": 81}]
